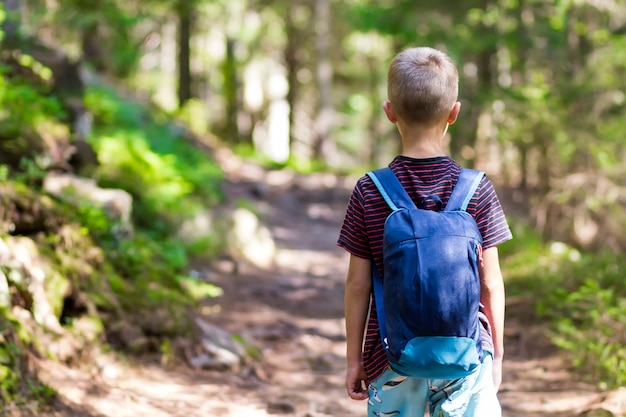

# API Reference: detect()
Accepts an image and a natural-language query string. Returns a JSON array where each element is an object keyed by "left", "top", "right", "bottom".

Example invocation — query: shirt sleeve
[
  {"left": 473, "top": 176, "right": 513, "bottom": 249},
  {"left": 337, "top": 179, "right": 372, "bottom": 259}
]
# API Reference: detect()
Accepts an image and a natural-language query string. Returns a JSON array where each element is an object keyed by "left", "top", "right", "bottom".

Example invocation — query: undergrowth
[
  {"left": 500, "top": 219, "right": 626, "bottom": 390},
  {"left": 0, "top": 79, "right": 226, "bottom": 408},
  {"left": 84, "top": 84, "right": 224, "bottom": 236},
  {"left": 63, "top": 83, "right": 227, "bottom": 333}
]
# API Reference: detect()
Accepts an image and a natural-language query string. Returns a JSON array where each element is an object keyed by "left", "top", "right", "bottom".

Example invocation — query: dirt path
[{"left": 37, "top": 154, "right": 608, "bottom": 417}]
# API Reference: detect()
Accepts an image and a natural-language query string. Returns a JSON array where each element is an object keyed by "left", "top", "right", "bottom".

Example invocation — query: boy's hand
[{"left": 345, "top": 363, "right": 369, "bottom": 401}]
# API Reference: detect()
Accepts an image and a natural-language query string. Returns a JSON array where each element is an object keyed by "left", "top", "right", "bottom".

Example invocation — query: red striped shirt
[{"left": 337, "top": 155, "right": 512, "bottom": 382}]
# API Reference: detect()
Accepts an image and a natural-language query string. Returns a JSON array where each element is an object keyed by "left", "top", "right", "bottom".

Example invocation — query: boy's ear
[
  {"left": 383, "top": 101, "right": 398, "bottom": 123},
  {"left": 447, "top": 101, "right": 461, "bottom": 125}
]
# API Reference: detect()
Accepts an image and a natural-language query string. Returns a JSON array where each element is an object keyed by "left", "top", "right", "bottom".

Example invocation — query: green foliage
[
  {"left": 13, "top": 157, "right": 49, "bottom": 186},
  {"left": 539, "top": 254, "right": 626, "bottom": 390},
  {"left": 183, "top": 235, "right": 220, "bottom": 257},
  {"left": 0, "top": 165, "right": 9, "bottom": 182},
  {"left": 84, "top": 85, "right": 224, "bottom": 234},
  {"left": 0, "top": 48, "right": 68, "bottom": 177},
  {"left": 57, "top": 99, "right": 227, "bottom": 332},
  {"left": 502, "top": 222, "right": 626, "bottom": 389},
  {"left": 499, "top": 221, "right": 554, "bottom": 295},
  {"left": 177, "top": 276, "right": 222, "bottom": 301},
  {"left": 176, "top": 98, "right": 211, "bottom": 135},
  {"left": 69, "top": 200, "right": 198, "bottom": 322},
  {"left": 48, "top": 0, "right": 143, "bottom": 76},
  {"left": 0, "top": 65, "right": 65, "bottom": 138},
  {"left": 112, "top": 233, "right": 187, "bottom": 284},
  {"left": 5, "top": 0, "right": 626, "bottom": 401},
  {"left": 0, "top": 1, "right": 231, "bottom": 409},
  {"left": 232, "top": 333, "right": 261, "bottom": 360},
  {"left": 0, "top": 155, "right": 53, "bottom": 189},
  {"left": 552, "top": 281, "right": 626, "bottom": 389}
]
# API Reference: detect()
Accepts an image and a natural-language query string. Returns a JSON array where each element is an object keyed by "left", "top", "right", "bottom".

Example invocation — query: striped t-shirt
[{"left": 337, "top": 155, "right": 512, "bottom": 382}]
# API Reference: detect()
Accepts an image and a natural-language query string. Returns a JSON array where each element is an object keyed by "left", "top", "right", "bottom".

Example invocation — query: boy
[{"left": 337, "top": 47, "right": 512, "bottom": 416}]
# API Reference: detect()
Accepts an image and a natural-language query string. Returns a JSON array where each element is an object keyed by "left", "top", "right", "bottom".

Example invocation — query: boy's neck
[{"left": 398, "top": 122, "right": 448, "bottom": 159}]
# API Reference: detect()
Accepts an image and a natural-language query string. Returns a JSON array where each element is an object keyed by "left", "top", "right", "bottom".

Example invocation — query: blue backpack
[{"left": 366, "top": 167, "right": 485, "bottom": 379}]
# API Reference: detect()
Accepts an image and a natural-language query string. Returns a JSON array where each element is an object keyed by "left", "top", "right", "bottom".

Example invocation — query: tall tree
[
  {"left": 311, "top": 0, "right": 334, "bottom": 160},
  {"left": 284, "top": 0, "right": 300, "bottom": 148},
  {"left": 222, "top": 36, "right": 239, "bottom": 142},
  {"left": 176, "top": 0, "right": 193, "bottom": 108}
]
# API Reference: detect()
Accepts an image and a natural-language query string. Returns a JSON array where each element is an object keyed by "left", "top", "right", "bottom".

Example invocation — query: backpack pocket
[{"left": 391, "top": 336, "right": 482, "bottom": 379}]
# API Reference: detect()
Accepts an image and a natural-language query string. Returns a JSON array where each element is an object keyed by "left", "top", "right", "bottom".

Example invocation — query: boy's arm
[
  {"left": 344, "top": 254, "right": 372, "bottom": 401},
  {"left": 479, "top": 246, "right": 505, "bottom": 392}
]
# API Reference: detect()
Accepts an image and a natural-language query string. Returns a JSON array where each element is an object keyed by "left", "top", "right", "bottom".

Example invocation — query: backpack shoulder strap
[
  {"left": 371, "top": 264, "right": 389, "bottom": 352},
  {"left": 366, "top": 167, "right": 413, "bottom": 353},
  {"left": 445, "top": 168, "right": 485, "bottom": 212},
  {"left": 366, "top": 167, "right": 416, "bottom": 210}
]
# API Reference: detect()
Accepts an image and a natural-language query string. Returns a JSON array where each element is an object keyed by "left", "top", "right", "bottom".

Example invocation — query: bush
[
  {"left": 540, "top": 254, "right": 626, "bottom": 389},
  {"left": 501, "top": 220, "right": 626, "bottom": 389},
  {"left": 0, "top": 60, "right": 66, "bottom": 169},
  {"left": 65, "top": 198, "right": 221, "bottom": 337},
  {"left": 83, "top": 85, "right": 223, "bottom": 235}
]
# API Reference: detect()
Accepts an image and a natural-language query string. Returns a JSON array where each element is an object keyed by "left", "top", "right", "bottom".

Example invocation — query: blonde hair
[{"left": 387, "top": 47, "right": 459, "bottom": 126}]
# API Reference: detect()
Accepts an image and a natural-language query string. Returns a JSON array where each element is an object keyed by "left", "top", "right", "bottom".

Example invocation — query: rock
[
  {"left": 43, "top": 172, "right": 133, "bottom": 234},
  {"left": 106, "top": 320, "right": 150, "bottom": 352},
  {"left": 227, "top": 208, "right": 276, "bottom": 269},
  {"left": 0, "top": 270, "right": 10, "bottom": 308},
  {"left": 48, "top": 331, "right": 84, "bottom": 363},
  {"left": 580, "top": 387, "right": 626, "bottom": 417},
  {"left": 580, "top": 409, "right": 615, "bottom": 417},
  {"left": 0, "top": 236, "right": 69, "bottom": 333},
  {"left": 98, "top": 362, "right": 121, "bottom": 381},
  {"left": 190, "top": 317, "right": 250, "bottom": 370},
  {"left": 178, "top": 210, "right": 215, "bottom": 244},
  {"left": 138, "top": 305, "right": 181, "bottom": 337},
  {"left": 179, "top": 206, "right": 276, "bottom": 270},
  {"left": 266, "top": 400, "right": 296, "bottom": 414},
  {"left": 72, "top": 316, "right": 104, "bottom": 343}
]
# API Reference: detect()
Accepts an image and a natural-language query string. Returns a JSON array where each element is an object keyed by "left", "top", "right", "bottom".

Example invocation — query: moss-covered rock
[
  {"left": 0, "top": 308, "right": 55, "bottom": 407},
  {"left": 0, "top": 236, "right": 69, "bottom": 333},
  {"left": 0, "top": 177, "right": 201, "bottom": 408}
]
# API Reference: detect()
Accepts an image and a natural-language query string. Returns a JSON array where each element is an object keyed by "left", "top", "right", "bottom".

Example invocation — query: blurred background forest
[{"left": 1, "top": 0, "right": 626, "bottom": 413}]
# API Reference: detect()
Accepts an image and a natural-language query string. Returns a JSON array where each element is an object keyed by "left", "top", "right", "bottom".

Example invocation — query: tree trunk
[
  {"left": 284, "top": 0, "right": 299, "bottom": 149},
  {"left": 223, "top": 37, "right": 239, "bottom": 142},
  {"left": 1, "top": 0, "right": 21, "bottom": 46},
  {"left": 312, "top": 0, "right": 334, "bottom": 161},
  {"left": 81, "top": 23, "right": 105, "bottom": 71},
  {"left": 471, "top": 45, "right": 496, "bottom": 170},
  {"left": 177, "top": 4, "right": 192, "bottom": 108},
  {"left": 366, "top": 56, "right": 383, "bottom": 166}
]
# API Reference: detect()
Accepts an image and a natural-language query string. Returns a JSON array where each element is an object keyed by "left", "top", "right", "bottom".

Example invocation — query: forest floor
[{"left": 34, "top": 151, "right": 615, "bottom": 417}]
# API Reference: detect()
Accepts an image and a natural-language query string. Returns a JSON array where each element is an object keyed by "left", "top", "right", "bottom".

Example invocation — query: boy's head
[{"left": 386, "top": 47, "right": 459, "bottom": 127}]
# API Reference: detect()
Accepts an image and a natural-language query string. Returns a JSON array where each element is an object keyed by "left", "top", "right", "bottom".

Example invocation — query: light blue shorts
[{"left": 367, "top": 355, "right": 501, "bottom": 417}]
